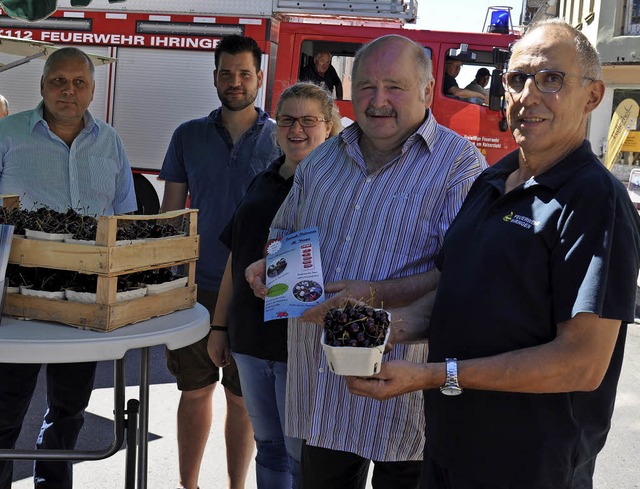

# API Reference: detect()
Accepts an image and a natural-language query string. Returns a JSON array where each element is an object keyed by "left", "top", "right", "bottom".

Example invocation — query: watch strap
[{"left": 440, "top": 357, "right": 462, "bottom": 395}]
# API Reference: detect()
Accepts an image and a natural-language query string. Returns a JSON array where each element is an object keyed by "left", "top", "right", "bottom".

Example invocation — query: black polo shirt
[
  {"left": 425, "top": 141, "right": 640, "bottom": 488},
  {"left": 443, "top": 73, "right": 458, "bottom": 95},
  {"left": 220, "top": 156, "right": 292, "bottom": 362}
]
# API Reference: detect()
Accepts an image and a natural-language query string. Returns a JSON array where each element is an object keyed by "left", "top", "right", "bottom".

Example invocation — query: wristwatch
[{"left": 440, "top": 358, "right": 463, "bottom": 396}]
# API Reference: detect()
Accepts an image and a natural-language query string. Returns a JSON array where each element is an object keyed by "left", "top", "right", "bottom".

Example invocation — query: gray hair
[
  {"left": 352, "top": 35, "right": 433, "bottom": 95},
  {"left": 314, "top": 50, "right": 332, "bottom": 60},
  {"left": 516, "top": 18, "right": 601, "bottom": 81},
  {"left": 43, "top": 47, "right": 95, "bottom": 79}
]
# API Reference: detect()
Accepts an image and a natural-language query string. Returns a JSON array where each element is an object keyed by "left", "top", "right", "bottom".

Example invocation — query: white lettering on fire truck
[
  {"left": 150, "top": 36, "right": 217, "bottom": 49},
  {"left": 40, "top": 31, "right": 145, "bottom": 46},
  {"left": 464, "top": 134, "right": 503, "bottom": 149},
  {"left": 4, "top": 30, "right": 216, "bottom": 50}
]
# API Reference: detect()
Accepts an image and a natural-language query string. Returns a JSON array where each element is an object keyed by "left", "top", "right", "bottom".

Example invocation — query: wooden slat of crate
[
  {"left": 9, "top": 233, "right": 198, "bottom": 275},
  {"left": 1, "top": 195, "right": 19, "bottom": 210},
  {"left": 94, "top": 209, "right": 198, "bottom": 247},
  {"left": 5, "top": 207, "right": 198, "bottom": 275},
  {"left": 4, "top": 285, "right": 197, "bottom": 332}
]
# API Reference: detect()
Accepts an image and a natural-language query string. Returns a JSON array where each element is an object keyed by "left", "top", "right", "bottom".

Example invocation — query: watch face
[{"left": 440, "top": 385, "right": 463, "bottom": 396}]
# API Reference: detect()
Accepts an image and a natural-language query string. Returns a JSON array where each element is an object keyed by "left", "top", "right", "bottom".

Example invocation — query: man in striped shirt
[{"left": 248, "top": 35, "right": 486, "bottom": 488}]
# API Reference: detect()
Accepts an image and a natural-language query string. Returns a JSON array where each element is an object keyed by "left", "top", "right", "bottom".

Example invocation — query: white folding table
[{"left": 0, "top": 303, "right": 210, "bottom": 489}]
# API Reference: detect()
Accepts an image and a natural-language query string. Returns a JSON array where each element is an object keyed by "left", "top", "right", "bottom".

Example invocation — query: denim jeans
[
  {"left": 0, "top": 362, "right": 96, "bottom": 489},
  {"left": 232, "top": 352, "right": 303, "bottom": 489}
]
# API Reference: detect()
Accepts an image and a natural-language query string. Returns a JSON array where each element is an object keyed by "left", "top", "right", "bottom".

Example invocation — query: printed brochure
[{"left": 264, "top": 227, "right": 324, "bottom": 321}]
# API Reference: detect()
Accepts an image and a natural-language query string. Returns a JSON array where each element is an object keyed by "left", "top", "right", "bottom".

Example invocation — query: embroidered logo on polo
[{"left": 503, "top": 212, "right": 539, "bottom": 229}]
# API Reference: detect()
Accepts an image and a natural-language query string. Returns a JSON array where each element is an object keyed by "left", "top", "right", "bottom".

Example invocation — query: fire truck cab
[
  {"left": 275, "top": 22, "right": 518, "bottom": 162},
  {"left": 0, "top": 0, "right": 519, "bottom": 213}
]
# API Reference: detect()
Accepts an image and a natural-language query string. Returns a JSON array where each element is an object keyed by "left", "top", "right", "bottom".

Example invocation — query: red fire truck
[{"left": 0, "top": 0, "right": 519, "bottom": 212}]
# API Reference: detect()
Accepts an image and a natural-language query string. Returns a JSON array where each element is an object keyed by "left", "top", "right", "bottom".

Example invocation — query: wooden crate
[{"left": 1, "top": 196, "right": 199, "bottom": 332}]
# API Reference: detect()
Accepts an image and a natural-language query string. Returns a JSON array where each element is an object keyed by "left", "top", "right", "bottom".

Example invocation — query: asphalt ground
[{"left": 9, "top": 325, "right": 640, "bottom": 488}]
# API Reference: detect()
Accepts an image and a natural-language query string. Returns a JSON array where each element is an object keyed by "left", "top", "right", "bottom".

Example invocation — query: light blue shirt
[{"left": 0, "top": 102, "right": 137, "bottom": 216}]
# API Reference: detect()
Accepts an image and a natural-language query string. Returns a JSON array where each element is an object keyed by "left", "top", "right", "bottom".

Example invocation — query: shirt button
[
  {"left": 345, "top": 235, "right": 351, "bottom": 241},
  {"left": 355, "top": 205, "right": 361, "bottom": 210},
  {"left": 318, "top": 368, "right": 324, "bottom": 373},
  {"left": 366, "top": 178, "right": 372, "bottom": 183},
  {"left": 336, "top": 267, "right": 341, "bottom": 273}
]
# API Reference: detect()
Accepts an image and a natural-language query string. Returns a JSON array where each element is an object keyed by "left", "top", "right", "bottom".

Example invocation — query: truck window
[
  {"left": 298, "top": 40, "right": 358, "bottom": 100},
  {"left": 443, "top": 48, "right": 497, "bottom": 106},
  {"left": 298, "top": 40, "right": 432, "bottom": 102}
]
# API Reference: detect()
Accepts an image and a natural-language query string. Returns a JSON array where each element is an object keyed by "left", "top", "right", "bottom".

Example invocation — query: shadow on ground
[{"left": 11, "top": 345, "right": 175, "bottom": 482}]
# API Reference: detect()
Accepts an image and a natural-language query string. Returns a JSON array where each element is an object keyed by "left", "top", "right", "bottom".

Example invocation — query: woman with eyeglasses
[{"left": 208, "top": 82, "right": 341, "bottom": 489}]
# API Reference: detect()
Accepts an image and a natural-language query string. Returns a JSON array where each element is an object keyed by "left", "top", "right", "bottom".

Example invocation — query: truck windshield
[{"left": 298, "top": 40, "right": 432, "bottom": 102}]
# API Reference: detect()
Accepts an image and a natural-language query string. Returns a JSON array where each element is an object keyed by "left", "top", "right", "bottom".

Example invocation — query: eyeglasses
[
  {"left": 501, "top": 70, "right": 594, "bottom": 94},
  {"left": 276, "top": 116, "right": 328, "bottom": 127}
]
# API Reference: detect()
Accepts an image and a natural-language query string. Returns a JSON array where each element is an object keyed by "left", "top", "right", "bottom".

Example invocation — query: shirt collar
[
  {"left": 263, "top": 156, "right": 292, "bottom": 186},
  {"left": 209, "top": 106, "right": 270, "bottom": 129},
  {"left": 266, "top": 154, "right": 287, "bottom": 174},
  {"left": 340, "top": 109, "right": 436, "bottom": 154},
  {"left": 486, "top": 140, "right": 595, "bottom": 191},
  {"left": 30, "top": 100, "right": 97, "bottom": 135}
]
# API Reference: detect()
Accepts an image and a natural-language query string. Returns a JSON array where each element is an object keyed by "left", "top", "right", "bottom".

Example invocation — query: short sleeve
[
  {"left": 159, "top": 126, "right": 188, "bottom": 183},
  {"left": 551, "top": 181, "right": 640, "bottom": 324}
]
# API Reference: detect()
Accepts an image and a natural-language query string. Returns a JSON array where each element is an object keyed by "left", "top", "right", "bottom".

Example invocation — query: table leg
[
  {"left": 124, "top": 398, "right": 139, "bottom": 489},
  {"left": 137, "top": 346, "right": 150, "bottom": 489},
  {"left": 0, "top": 359, "right": 126, "bottom": 462}
]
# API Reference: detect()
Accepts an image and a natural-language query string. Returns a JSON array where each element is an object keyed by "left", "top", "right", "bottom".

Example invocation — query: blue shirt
[
  {"left": 270, "top": 110, "right": 487, "bottom": 461},
  {"left": 160, "top": 107, "right": 280, "bottom": 291},
  {"left": 0, "top": 102, "right": 137, "bottom": 216}
]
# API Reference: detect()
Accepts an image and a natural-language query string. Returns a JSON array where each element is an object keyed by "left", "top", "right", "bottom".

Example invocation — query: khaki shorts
[{"left": 165, "top": 288, "right": 242, "bottom": 396}]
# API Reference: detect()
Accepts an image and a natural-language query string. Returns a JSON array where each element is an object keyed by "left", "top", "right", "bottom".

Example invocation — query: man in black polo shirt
[{"left": 344, "top": 19, "right": 640, "bottom": 489}]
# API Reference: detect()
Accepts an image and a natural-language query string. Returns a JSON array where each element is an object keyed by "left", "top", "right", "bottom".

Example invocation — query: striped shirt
[
  {"left": 270, "top": 110, "right": 487, "bottom": 461},
  {"left": 0, "top": 102, "right": 137, "bottom": 216}
]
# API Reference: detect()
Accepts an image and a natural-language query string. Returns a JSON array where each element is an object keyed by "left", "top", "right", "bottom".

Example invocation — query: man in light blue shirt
[
  {"left": 0, "top": 76, "right": 135, "bottom": 215},
  {"left": 0, "top": 47, "right": 136, "bottom": 489}
]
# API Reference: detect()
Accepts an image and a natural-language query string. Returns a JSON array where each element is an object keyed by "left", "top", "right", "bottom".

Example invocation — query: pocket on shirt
[
  {"left": 88, "top": 156, "right": 118, "bottom": 202},
  {"left": 378, "top": 192, "right": 437, "bottom": 260}
]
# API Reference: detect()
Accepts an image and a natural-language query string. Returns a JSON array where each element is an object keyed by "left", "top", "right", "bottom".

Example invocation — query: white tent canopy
[{"left": 0, "top": 35, "right": 116, "bottom": 73}]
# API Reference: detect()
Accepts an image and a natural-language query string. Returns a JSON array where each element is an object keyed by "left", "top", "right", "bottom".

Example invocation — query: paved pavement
[
  {"left": 10, "top": 346, "right": 254, "bottom": 489},
  {"left": 9, "top": 325, "right": 640, "bottom": 488}
]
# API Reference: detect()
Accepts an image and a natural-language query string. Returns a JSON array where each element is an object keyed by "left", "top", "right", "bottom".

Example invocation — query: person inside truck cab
[
  {"left": 443, "top": 58, "right": 489, "bottom": 105},
  {"left": 464, "top": 67, "right": 491, "bottom": 99},
  {"left": 300, "top": 50, "right": 344, "bottom": 99}
]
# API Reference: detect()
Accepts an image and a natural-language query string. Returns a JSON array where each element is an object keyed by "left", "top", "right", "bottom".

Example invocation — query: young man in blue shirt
[{"left": 160, "top": 35, "right": 280, "bottom": 489}]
